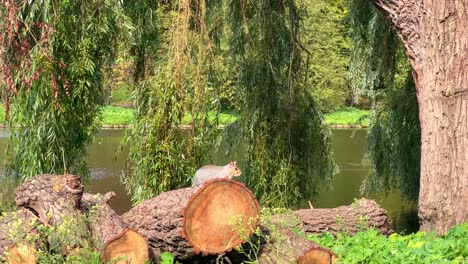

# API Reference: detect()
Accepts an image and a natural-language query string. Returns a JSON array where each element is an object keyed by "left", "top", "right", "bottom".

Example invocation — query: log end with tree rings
[
  {"left": 5, "top": 244, "right": 37, "bottom": 264},
  {"left": 297, "top": 246, "right": 338, "bottom": 264},
  {"left": 181, "top": 179, "right": 260, "bottom": 255},
  {"left": 102, "top": 229, "right": 149, "bottom": 264}
]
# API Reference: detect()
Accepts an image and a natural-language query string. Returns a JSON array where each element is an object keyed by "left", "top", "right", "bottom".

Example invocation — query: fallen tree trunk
[
  {"left": 81, "top": 192, "right": 149, "bottom": 263},
  {"left": 15, "top": 174, "right": 84, "bottom": 225},
  {"left": 294, "top": 198, "right": 394, "bottom": 236},
  {"left": 122, "top": 179, "right": 260, "bottom": 260},
  {"left": 257, "top": 224, "right": 338, "bottom": 264},
  {"left": 81, "top": 192, "right": 127, "bottom": 249}
]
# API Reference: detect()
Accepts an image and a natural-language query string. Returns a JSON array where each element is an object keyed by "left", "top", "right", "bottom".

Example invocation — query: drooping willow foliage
[
  {"left": 122, "top": 0, "right": 162, "bottom": 82},
  {"left": 219, "top": 0, "right": 337, "bottom": 207},
  {"left": 0, "top": 1, "right": 126, "bottom": 181},
  {"left": 123, "top": 0, "right": 220, "bottom": 203},
  {"left": 349, "top": 0, "right": 421, "bottom": 200},
  {"left": 123, "top": 0, "right": 337, "bottom": 206}
]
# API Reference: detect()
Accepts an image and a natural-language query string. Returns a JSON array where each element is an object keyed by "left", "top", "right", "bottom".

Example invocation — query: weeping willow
[
  {"left": 123, "top": 0, "right": 220, "bottom": 203},
  {"left": 0, "top": 1, "right": 126, "bottom": 181},
  {"left": 349, "top": 0, "right": 421, "bottom": 199},
  {"left": 218, "top": 0, "right": 337, "bottom": 207}
]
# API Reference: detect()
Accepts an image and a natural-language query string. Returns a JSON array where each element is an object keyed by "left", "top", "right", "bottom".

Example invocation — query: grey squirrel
[{"left": 192, "top": 161, "right": 242, "bottom": 186}]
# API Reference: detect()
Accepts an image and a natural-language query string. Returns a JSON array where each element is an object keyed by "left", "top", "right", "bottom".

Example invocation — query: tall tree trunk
[{"left": 370, "top": 0, "right": 468, "bottom": 234}]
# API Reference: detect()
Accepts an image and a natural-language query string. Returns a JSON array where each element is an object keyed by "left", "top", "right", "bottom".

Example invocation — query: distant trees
[{"left": 301, "top": 0, "right": 351, "bottom": 112}]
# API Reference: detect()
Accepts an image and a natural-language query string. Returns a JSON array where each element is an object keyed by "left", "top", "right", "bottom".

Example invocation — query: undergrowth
[{"left": 307, "top": 224, "right": 468, "bottom": 264}]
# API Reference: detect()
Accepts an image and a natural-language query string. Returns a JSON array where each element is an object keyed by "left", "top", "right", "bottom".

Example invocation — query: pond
[{"left": 0, "top": 128, "right": 418, "bottom": 233}]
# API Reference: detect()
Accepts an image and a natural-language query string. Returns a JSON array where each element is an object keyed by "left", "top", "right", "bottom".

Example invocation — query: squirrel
[{"left": 192, "top": 161, "right": 242, "bottom": 186}]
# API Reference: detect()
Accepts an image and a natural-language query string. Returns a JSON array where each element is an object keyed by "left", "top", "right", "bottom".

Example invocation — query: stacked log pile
[{"left": 0, "top": 174, "right": 394, "bottom": 264}]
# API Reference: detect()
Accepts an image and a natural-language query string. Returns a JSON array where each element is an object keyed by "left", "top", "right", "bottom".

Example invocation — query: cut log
[
  {"left": 296, "top": 247, "right": 338, "bottom": 264},
  {"left": 257, "top": 214, "right": 338, "bottom": 264},
  {"left": 102, "top": 229, "right": 149, "bottom": 264},
  {"left": 294, "top": 198, "right": 394, "bottom": 236},
  {"left": 122, "top": 179, "right": 260, "bottom": 260},
  {"left": 80, "top": 192, "right": 149, "bottom": 263},
  {"left": 258, "top": 227, "right": 337, "bottom": 264},
  {"left": 80, "top": 192, "right": 127, "bottom": 249},
  {"left": 15, "top": 174, "right": 84, "bottom": 225},
  {"left": 4, "top": 244, "right": 37, "bottom": 264},
  {"left": 0, "top": 208, "right": 44, "bottom": 260}
]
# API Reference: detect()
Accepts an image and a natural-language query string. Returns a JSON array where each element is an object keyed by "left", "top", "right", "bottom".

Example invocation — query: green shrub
[{"left": 307, "top": 224, "right": 468, "bottom": 263}]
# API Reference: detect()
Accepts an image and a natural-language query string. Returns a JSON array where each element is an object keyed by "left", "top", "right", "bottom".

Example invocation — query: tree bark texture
[
  {"left": 81, "top": 192, "right": 149, "bottom": 263},
  {"left": 121, "top": 179, "right": 260, "bottom": 261},
  {"left": 293, "top": 199, "right": 394, "bottom": 237},
  {"left": 80, "top": 192, "right": 128, "bottom": 249},
  {"left": 15, "top": 174, "right": 84, "bottom": 226},
  {"left": 370, "top": 0, "right": 468, "bottom": 234}
]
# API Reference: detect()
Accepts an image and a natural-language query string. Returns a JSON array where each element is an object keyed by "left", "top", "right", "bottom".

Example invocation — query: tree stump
[
  {"left": 15, "top": 174, "right": 83, "bottom": 225},
  {"left": 294, "top": 198, "right": 394, "bottom": 236},
  {"left": 81, "top": 192, "right": 149, "bottom": 263},
  {"left": 102, "top": 229, "right": 149, "bottom": 264},
  {"left": 122, "top": 179, "right": 260, "bottom": 260}
]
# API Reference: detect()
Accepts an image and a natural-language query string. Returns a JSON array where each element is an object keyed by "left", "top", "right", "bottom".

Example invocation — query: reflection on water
[
  {"left": 309, "top": 129, "right": 418, "bottom": 234},
  {"left": 0, "top": 128, "right": 418, "bottom": 233}
]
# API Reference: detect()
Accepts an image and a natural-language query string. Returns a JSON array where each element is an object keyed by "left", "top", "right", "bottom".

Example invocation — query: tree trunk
[
  {"left": 293, "top": 198, "right": 394, "bottom": 237},
  {"left": 370, "top": 0, "right": 468, "bottom": 234},
  {"left": 257, "top": 225, "right": 338, "bottom": 264},
  {"left": 80, "top": 192, "right": 127, "bottom": 249},
  {"left": 121, "top": 179, "right": 260, "bottom": 260},
  {"left": 80, "top": 192, "right": 149, "bottom": 264},
  {"left": 15, "top": 174, "right": 84, "bottom": 225}
]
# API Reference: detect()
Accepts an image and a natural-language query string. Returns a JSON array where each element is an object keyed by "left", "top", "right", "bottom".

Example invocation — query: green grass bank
[
  {"left": 99, "top": 106, "right": 370, "bottom": 127},
  {"left": 0, "top": 104, "right": 370, "bottom": 127}
]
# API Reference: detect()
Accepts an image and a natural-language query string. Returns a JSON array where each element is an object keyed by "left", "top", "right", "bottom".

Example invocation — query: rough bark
[
  {"left": 81, "top": 192, "right": 149, "bottom": 263},
  {"left": 258, "top": 224, "right": 337, "bottom": 264},
  {"left": 293, "top": 199, "right": 394, "bottom": 237},
  {"left": 80, "top": 192, "right": 127, "bottom": 249},
  {"left": 122, "top": 179, "right": 260, "bottom": 260},
  {"left": 370, "top": 0, "right": 468, "bottom": 235},
  {"left": 0, "top": 208, "right": 44, "bottom": 260},
  {"left": 15, "top": 174, "right": 84, "bottom": 225}
]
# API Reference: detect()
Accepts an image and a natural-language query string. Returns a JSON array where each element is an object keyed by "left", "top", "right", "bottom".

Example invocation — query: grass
[
  {"left": 99, "top": 105, "right": 135, "bottom": 125},
  {"left": 0, "top": 103, "right": 370, "bottom": 127},
  {"left": 324, "top": 107, "right": 370, "bottom": 126}
]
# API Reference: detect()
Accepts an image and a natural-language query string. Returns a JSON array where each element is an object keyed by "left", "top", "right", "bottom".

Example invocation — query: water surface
[{"left": 0, "top": 128, "right": 418, "bottom": 233}]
